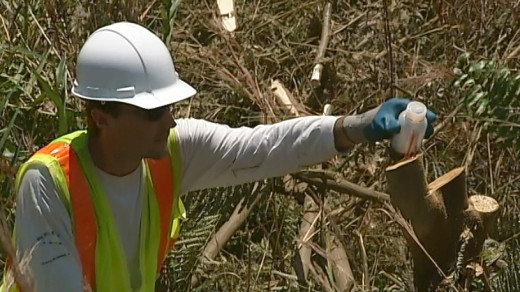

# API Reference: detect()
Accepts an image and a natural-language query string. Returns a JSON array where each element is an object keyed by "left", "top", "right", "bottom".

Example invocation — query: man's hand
[{"left": 334, "top": 98, "right": 437, "bottom": 151}]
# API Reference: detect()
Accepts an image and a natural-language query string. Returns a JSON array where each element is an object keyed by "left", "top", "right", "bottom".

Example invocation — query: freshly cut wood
[
  {"left": 311, "top": 64, "right": 324, "bottom": 86},
  {"left": 217, "top": 0, "right": 237, "bottom": 32},
  {"left": 468, "top": 195, "right": 499, "bottom": 214},
  {"left": 428, "top": 167, "right": 467, "bottom": 217},
  {"left": 323, "top": 104, "right": 333, "bottom": 116},
  {"left": 271, "top": 79, "right": 301, "bottom": 116},
  {"left": 468, "top": 194, "right": 499, "bottom": 234}
]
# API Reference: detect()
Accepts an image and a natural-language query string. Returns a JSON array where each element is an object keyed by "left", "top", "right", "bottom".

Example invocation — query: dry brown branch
[
  {"left": 0, "top": 212, "right": 34, "bottom": 292},
  {"left": 295, "top": 195, "right": 320, "bottom": 282},
  {"left": 191, "top": 183, "right": 265, "bottom": 287},
  {"left": 308, "top": 261, "right": 334, "bottom": 292},
  {"left": 326, "top": 234, "right": 354, "bottom": 292},
  {"left": 225, "top": 37, "right": 276, "bottom": 123},
  {"left": 295, "top": 174, "right": 390, "bottom": 202},
  {"left": 382, "top": 0, "right": 396, "bottom": 96},
  {"left": 325, "top": 197, "right": 355, "bottom": 292},
  {"left": 311, "top": 2, "right": 332, "bottom": 87}
]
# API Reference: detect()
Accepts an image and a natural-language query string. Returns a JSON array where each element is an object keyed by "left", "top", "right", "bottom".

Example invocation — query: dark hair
[{"left": 85, "top": 100, "right": 121, "bottom": 137}]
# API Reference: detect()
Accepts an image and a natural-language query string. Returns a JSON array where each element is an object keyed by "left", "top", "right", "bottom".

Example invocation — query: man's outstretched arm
[{"left": 176, "top": 98, "right": 436, "bottom": 194}]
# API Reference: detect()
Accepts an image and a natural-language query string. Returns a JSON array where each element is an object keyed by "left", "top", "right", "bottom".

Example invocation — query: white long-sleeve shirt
[{"left": 14, "top": 116, "right": 340, "bottom": 292}]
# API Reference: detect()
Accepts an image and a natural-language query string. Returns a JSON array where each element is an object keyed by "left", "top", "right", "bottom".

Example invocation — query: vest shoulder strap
[
  {"left": 33, "top": 132, "right": 97, "bottom": 289},
  {"left": 147, "top": 128, "right": 184, "bottom": 272},
  {"left": 12, "top": 131, "right": 96, "bottom": 291}
]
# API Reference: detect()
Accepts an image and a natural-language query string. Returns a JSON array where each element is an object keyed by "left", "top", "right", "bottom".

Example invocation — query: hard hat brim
[{"left": 72, "top": 78, "right": 197, "bottom": 109}]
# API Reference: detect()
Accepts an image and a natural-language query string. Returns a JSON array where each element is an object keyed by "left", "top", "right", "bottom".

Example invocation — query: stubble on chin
[{"left": 145, "top": 144, "right": 169, "bottom": 160}]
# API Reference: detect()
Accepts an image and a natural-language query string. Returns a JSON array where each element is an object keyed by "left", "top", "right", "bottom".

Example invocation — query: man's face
[{"left": 102, "top": 103, "right": 176, "bottom": 159}]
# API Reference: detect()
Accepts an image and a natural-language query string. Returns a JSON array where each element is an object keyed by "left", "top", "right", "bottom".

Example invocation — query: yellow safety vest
[{"left": 2, "top": 130, "right": 185, "bottom": 292}]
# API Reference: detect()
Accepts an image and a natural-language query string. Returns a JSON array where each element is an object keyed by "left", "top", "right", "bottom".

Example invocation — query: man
[{"left": 4, "top": 22, "right": 436, "bottom": 292}]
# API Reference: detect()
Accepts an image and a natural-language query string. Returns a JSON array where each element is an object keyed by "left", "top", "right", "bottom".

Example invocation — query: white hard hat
[{"left": 72, "top": 22, "right": 196, "bottom": 109}]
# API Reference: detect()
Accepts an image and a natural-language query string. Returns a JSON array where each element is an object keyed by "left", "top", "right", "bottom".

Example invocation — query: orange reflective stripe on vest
[
  {"left": 146, "top": 157, "right": 175, "bottom": 274},
  {"left": 35, "top": 140, "right": 176, "bottom": 290},
  {"left": 35, "top": 141, "right": 97, "bottom": 288}
]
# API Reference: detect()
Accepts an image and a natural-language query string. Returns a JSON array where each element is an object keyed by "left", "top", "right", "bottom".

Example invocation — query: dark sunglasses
[{"left": 129, "top": 105, "right": 174, "bottom": 121}]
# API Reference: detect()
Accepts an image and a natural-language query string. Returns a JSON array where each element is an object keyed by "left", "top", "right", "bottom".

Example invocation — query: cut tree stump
[{"left": 385, "top": 154, "right": 499, "bottom": 291}]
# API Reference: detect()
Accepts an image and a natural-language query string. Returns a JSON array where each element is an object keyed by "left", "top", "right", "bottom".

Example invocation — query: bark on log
[{"left": 386, "top": 154, "right": 434, "bottom": 235}]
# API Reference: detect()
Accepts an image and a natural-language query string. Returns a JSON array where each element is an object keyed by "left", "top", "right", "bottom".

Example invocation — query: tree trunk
[{"left": 385, "top": 154, "right": 499, "bottom": 291}]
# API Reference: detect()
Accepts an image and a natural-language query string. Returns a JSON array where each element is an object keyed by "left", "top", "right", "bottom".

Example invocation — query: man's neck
[{"left": 87, "top": 134, "right": 141, "bottom": 177}]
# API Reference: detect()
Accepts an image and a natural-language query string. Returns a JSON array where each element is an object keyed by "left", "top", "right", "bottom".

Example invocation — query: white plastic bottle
[{"left": 391, "top": 101, "right": 428, "bottom": 157}]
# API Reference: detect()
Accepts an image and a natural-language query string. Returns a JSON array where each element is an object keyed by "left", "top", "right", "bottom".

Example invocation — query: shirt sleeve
[
  {"left": 15, "top": 165, "right": 84, "bottom": 292},
  {"left": 176, "top": 116, "right": 340, "bottom": 193}
]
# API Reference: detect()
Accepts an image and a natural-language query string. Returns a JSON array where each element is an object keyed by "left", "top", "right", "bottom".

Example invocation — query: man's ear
[{"left": 90, "top": 108, "right": 111, "bottom": 130}]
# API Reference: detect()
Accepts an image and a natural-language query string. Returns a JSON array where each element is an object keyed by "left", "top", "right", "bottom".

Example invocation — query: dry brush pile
[{"left": 1, "top": 0, "right": 520, "bottom": 291}]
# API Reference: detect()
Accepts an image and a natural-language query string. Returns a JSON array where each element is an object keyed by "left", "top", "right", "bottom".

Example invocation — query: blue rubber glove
[{"left": 343, "top": 98, "right": 437, "bottom": 144}]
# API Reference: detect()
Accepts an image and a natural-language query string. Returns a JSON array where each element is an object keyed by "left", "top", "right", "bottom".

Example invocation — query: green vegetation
[{"left": 1, "top": 0, "right": 519, "bottom": 291}]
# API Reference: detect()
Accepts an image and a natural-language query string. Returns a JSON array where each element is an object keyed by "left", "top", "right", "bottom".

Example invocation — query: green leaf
[
  {"left": 0, "top": 109, "right": 19, "bottom": 154},
  {"left": 454, "top": 74, "right": 469, "bottom": 87},
  {"left": 468, "top": 60, "right": 487, "bottom": 76},
  {"left": 33, "top": 71, "right": 68, "bottom": 135},
  {"left": 457, "top": 52, "right": 471, "bottom": 68},
  {"left": 55, "top": 54, "right": 67, "bottom": 89}
]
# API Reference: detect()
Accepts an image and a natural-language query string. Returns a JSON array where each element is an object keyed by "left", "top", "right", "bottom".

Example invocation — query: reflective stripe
[
  {"left": 32, "top": 140, "right": 97, "bottom": 288},
  {"left": 147, "top": 157, "right": 174, "bottom": 274},
  {"left": 168, "top": 128, "right": 186, "bottom": 241},
  {"left": 68, "top": 148, "right": 97, "bottom": 289}
]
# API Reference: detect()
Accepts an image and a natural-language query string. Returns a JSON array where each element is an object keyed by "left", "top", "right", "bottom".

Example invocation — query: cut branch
[
  {"left": 311, "top": 2, "right": 332, "bottom": 87},
  {"left": 295, "top": 174, "right": 390, "bottom": 202},
  {"left": 216, "top": 0, "right": 237, "bottom": 32},
  {"left": 271, "top": 79, "right": 310, "bottom": 116}
]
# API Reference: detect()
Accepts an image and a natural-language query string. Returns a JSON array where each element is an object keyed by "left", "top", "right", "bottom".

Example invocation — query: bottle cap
[{"left": 405, "top": 101, "right": 427, "bottom": 122}]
